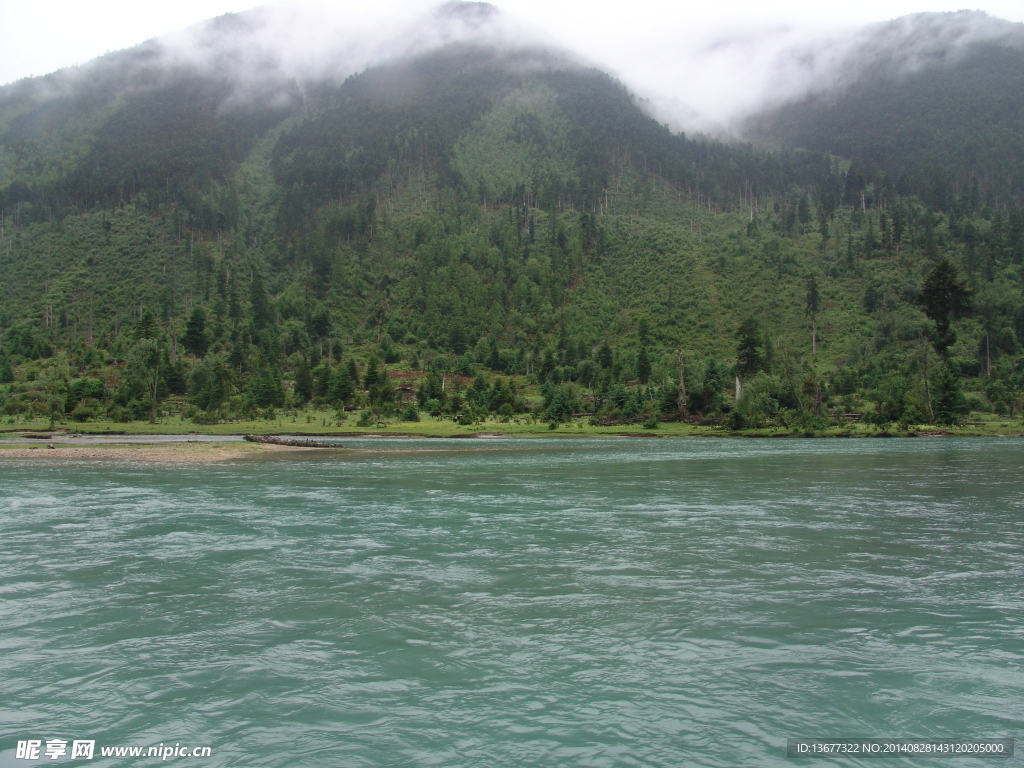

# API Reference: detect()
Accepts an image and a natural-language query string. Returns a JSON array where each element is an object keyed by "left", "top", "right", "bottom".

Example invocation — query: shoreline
[
  {"left": 0, "top": 440, "right": 318, "bottom": 462},
  {"left": 0, "top": 424, "right": 1021, "bottom": 463},
  {"left": 2, "top": 420, "right": 1024, "bottom": 441}
]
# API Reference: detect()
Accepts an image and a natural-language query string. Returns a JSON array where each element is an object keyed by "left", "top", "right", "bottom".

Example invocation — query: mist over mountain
[
  {"left": 2, "top": 1, "right": 835, "bottom": 224},
  {"left": 0, "top": 2, "right": 555, "bottom": 103},
  {"left": 742, "top": 11, "right": 1024, "bottom": 203},
  {"left": 4, "top": 3, "right": 1021, "bottom": 136}
]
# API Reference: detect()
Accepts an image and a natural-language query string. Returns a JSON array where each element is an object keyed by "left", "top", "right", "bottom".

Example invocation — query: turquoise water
[{"left": 1, "top": 438, "right": 1022, "bottom": 767}]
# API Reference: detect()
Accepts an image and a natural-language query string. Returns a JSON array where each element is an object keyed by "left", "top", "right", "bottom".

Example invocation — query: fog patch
[{"left": 4, "top": 3, "right": 1023, "bottom": 140}]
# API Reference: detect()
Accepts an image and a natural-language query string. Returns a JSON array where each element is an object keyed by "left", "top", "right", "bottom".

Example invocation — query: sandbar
[{"left": 0, "top": 441, "right": 314, "bottom": 463}]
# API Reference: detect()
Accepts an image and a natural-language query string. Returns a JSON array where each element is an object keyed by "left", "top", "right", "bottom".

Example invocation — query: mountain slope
[
  {"left": 0, "top": 5, "right": 1022, "bottom": 431},
  {"left": 744, "top": 12, "right": 1024, "bottom": 206}
]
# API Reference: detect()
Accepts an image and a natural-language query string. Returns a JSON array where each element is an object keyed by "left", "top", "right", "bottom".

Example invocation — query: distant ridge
[{"left": 743, "top": 11, "right": 1024, "bottom": 204}]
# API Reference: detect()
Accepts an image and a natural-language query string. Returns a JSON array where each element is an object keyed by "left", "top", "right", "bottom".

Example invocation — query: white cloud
[{"left": 2, "top": 0, "right": 1022, "bottom": 132}]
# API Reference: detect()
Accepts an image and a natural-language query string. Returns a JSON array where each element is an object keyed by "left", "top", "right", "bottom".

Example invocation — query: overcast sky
[{"left": 2, "top": 0, "right": 1022, "bottom": 129}]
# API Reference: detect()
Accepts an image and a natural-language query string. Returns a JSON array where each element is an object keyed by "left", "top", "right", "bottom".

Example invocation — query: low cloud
[
  {"left": 577, "top": 10, "right": 1024, "bottom": 136},
  {"left": 6, "top": 2, "right": 1023, "bottom": 139}
]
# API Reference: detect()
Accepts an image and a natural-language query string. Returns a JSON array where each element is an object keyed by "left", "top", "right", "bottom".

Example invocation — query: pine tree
[
  {"left": 133, "top": 309, "right": 159, "bottom": 341},
  {"left": 346, "top": 358, "right": 360, "bottom": 389},
  {"left": 181, "top": 307, "right": 209, "bottom": 358},
  {"left": 294, "top": 357, "right": 313, "bottom": 404},
  {"left": 736, "top": 318, "right": 765, "bottom": 380},
  {"left": 933, "top": 360, "right": 968, "bottom": 424},
  {"left": 638, "top": 317, "right": 651, "bottom": 346},
  {"left": 312, "top": 359, "right": 331, "bottom": 398},
  {"left": 489, "top": 379, "right": 512, "bottom": 412},
  {"left": 469, "top": 374, "right": 490, "bottom": 409},
  {"left": 797, "top": 194, "right": 811, "bottom": 227},
  {"left": 487, "top": 339, "right": 501, "bottom": 371},
  {"left": 250, "top": 274, "right": 272, "bottom": 330},
  {"left": 417, "top": 371, "right": 446, "bottom": 408},
  {"left": 247, "top": 363, "right": 285, "bottom": 408},
  {"left": 636, "top": 347, "right": 651, "bottom": 384},
  {"left": 919, "top": 257, "right": 972, "bottom": 358},
  {"left": 362, "top": 357, "right": 382, "bottom": 390},
  {"left": 163, "top": 354, "right": 189, "bottom": 395},
  {"left": 328, "top": 363, "right": 354, "bottom": 405}
]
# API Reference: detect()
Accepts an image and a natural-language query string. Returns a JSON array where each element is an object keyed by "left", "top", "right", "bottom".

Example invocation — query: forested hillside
[
  {"left": 1, "top": 6, "right": 1023, "bottom": 432},
  {"left": 744, "top": 12, "right": 1024, "bottom": 207}
]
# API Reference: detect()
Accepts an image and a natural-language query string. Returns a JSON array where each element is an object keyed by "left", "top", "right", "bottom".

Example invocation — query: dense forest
[{"left": 1, "top": 8, "right": 1023, "bottom": 432}]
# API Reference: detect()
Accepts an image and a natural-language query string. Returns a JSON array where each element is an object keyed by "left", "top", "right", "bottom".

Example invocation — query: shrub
[
  {"left": 965, "top": 395, "right": 986, "bottom": 414},
  {"left": 735, "top": 372, "right": 782, "bottom": 427},
  {"left": 192, "top": 408, "right": 223, "bottom": 425},
  {"left": 543, "top": 382, "right": 581, "bottom": 424},
  {"left": 2, "top": 397, "right": 27, "bottom": 415},
  {"left": 126, "top": 399, "right": 148, "bottom": 421},
  {"left": 727, "top": 408, "right": 746, "bottom": 430},
  {"left": 107, "top": 405, "right": 133, "bottom": 423},
  {"left": 70, "top": 400, "right": 100, "bottom": 422}
]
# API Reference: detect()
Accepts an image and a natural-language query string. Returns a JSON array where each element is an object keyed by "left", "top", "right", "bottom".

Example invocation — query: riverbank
[
  {"left": 0, "top": 419, "right": 1022, "bottom": 462},
  {"left": 1, "top": 413, "right": 1023, "bottom": 440},
  {"left": 0, "top": 439, "right": 315, "bottom": 462}
]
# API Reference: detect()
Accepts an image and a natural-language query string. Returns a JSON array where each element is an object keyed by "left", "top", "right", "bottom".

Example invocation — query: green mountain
[
  {"left": 1, "top": 4, "right": 1022, "bottom": 431},
  {"left": 743, "top": 11, "right": 1024, "bottom": 207}
]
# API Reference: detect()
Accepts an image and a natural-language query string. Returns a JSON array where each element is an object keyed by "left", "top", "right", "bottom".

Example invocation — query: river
[{"left": 1, "top": 438, "right": 1021, "bottom": 766}]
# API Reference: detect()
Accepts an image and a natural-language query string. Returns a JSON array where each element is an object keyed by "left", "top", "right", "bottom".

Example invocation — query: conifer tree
[
  {"left": 133, "top": 309, "right": 159, "bottom": 341},
  {"left": 362, "top": 357, "right": 383, "bottom": 390},
  {"left": 0, "top": 352, "right": 13, "bottom": 384},
  {"left": 329, "top": 362, "right": 354, "bottom": 405},
  {"left": 636, "top": 347, "right": 651, "bottom": 385},
  {"left": 487, "top": 339, "right": 501, "bottom": 371},
  {"left": 919, "top": 257, "right": 972, "bottom": 358},
  {"left": 736, "top": 318, "right": 766, "bottom": 381},
  {"left": 250, "top": 274, "right": 272, "bottom": 330},
  {"left": 933, "top": 360, "right": 968, "bottom": 424},
  {"left": 181, "top": 307, "right": 209, "bottom": 358},
  {"left": 294, "top": 357, "right": 313, "bottom": 404}
]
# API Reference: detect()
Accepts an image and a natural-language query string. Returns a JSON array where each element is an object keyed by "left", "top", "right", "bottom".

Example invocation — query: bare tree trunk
[
  {"left": 149, "top": 357, "right": 161, "bottom": 425},
  {"left": 676, "top": 349, "right": 687, "bottom": 418},
  {"left": 921, "top": 341, "right": 935, "bottom": 424},
  {"left": 812, "top": 318, "right": 817, "bottom": 356}
]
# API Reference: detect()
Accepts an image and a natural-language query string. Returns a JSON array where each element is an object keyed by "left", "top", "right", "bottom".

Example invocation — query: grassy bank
[{"left": 2, "top": 412, "right": 1022, "bottom": 439}]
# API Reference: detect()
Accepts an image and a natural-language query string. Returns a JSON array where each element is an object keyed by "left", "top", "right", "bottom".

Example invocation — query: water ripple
[{"left": 1, "top": 439, "right": 1022, "bottom": 767}]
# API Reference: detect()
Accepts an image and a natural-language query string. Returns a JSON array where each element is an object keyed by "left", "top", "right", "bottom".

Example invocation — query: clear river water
[{"left": 1, "top": 438, "right": 1022, "bottom": 767}]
